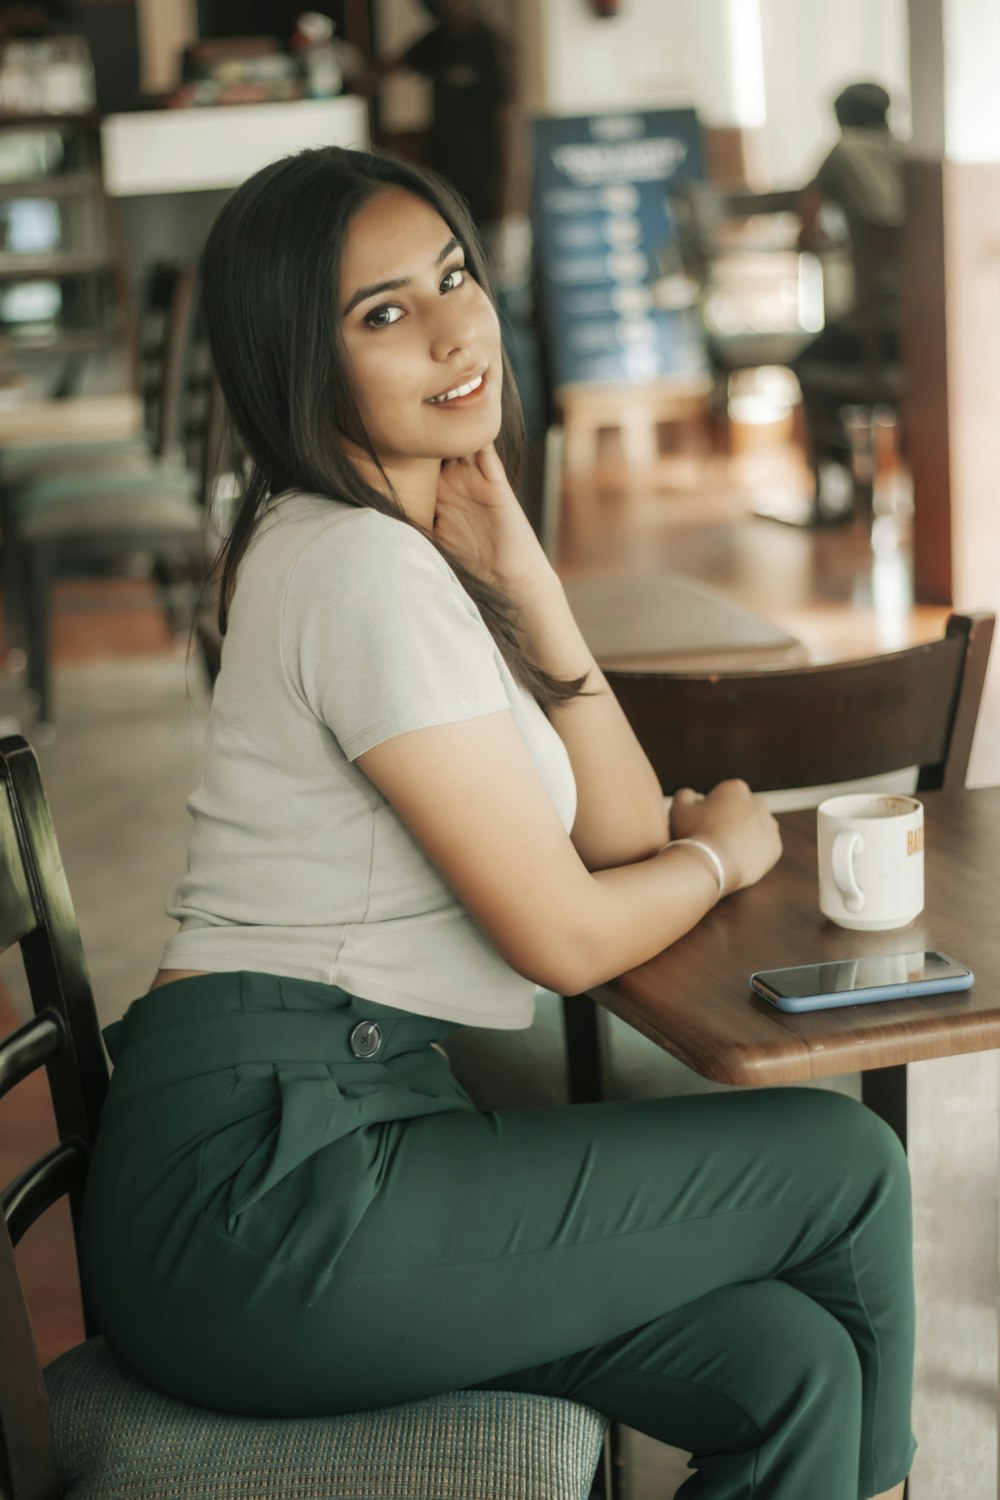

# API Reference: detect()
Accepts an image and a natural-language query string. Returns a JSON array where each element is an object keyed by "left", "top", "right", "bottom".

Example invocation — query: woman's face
[{"left": 338, "top": 188, "right": 503, "bottom": 470}]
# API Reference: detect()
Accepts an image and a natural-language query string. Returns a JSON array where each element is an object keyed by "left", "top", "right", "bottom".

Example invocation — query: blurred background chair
[
  {"left": 0, "top": 734, "right": 609, "bottom": 1500},
  {"left": 668, "top": 180, "right": 817, "bottom": 415},
  {"left": 0, "top": 263, "right": 213, "bottom": 726},
  {"left": 792, "top": 292, "right": 904, "bottom": 522},
  {"left": 669, "top": 180, "right": 904, "bottom": 524}
]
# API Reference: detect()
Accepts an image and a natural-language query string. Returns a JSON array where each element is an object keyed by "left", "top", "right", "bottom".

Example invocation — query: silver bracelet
[{"left": 665, "top": 838, "right": 726, "bottom": 902}]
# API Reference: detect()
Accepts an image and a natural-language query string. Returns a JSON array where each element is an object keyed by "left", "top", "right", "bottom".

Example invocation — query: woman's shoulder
[
  {"left": 245, "top": 492, "right": 437, "bottom": 577},
  {"left": 251, "top": 493, "right": 463, "bottom": 613},
  {"left": 259, "top": 491, "right": 427, "bottom": 547}
]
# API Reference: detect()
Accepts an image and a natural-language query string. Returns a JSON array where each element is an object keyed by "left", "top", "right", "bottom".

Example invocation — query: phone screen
[{"left": 756, "top": 950, "right": 969, "bottom": 1000}]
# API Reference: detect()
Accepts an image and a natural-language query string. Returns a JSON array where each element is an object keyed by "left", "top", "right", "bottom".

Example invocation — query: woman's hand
[
  {"left": 434, "top": 444, "right": 554, "bottom": 597},
  {"left": 668, "top": 780, "right": 782, "bottom": 895}
]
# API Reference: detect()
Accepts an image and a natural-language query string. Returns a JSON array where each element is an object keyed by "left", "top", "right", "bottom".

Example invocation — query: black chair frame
[{"left": 0, "top": 735, "right": 109, "bottom": 1500}]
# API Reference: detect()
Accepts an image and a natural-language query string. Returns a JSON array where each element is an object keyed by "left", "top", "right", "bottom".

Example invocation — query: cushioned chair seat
[
  {"left": 0, "top": 436, "right": 151, "bottom": 484},
  {"left": 708, "top": 330, "right": 812, "bottom": 373},
  {"left": 45, "top": 1338, "right": 608, "bottom": 1500},
  {"left": 12, "top": 461, "right": 198, "bottom": 514},
  {"left": 18, "top": 480, "right": 203, "bottom": 540},
  {"left": 4, "top": 448, "right": 168, "bottom": 496},
  {"left": 794, "top": 358, "right": 903, "bottom": 402}
]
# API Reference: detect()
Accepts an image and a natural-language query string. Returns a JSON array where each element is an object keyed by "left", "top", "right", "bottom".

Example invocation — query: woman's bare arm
[
  {"left": 514, "top": 570, "right": 669, "bottom": 869},
  {"left": 433, "top": 448, "right": 666, "bottom": 870},
  {"left": 357, "top": 710, "right": 780, "bottom": 996}
]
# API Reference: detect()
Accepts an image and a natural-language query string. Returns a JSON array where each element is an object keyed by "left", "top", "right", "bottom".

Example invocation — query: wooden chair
[
  {"left": 0, "top": 263, "right": 210, "bottom": 728},
  {"left": 667, "top": 181, "right": 814, "bottom": 403},
  {"left": 563, "top": 610, "right": 996, "bottom": 1133},
  {"left": 0, "top": 735, "right": 608, "bottom": 1500}
]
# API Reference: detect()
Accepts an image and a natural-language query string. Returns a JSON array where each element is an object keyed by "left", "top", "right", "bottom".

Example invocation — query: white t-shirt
[{"left": 163, "top": 492, "right": 577, "bottom": 1028}]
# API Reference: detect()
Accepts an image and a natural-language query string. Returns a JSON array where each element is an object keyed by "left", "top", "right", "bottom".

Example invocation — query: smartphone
[{"left": 749, "top": 950, "right": 974, "bottom": 1014}]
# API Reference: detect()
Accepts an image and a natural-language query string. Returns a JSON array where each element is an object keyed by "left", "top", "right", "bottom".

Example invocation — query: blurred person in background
[
  {"left": 373, "top": 0, "right": 514, "bottom": 274},
  {"left": 793, "top": 81, "right": 904, "bottom": 519}
]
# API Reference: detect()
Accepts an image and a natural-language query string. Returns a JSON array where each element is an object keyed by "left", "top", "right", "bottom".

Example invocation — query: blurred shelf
[
  {"left": 0, "top": 111, "right": 101, "bottom": 128},
  {"left": 3, "top": 321, "right": 121, "bottom": 352},
  {"left": 0, "top": 173, "right": 99, "bottom": 201},
  {"left": 0, "top": 111, "right": 130, "bottom": 388},
  {"left": 0, "top": 251, "right": 110, "bottom": 278}
]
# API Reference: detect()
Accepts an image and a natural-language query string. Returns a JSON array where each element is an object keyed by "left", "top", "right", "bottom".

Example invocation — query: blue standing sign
[{"left": 532, "top": 108, "right": 707, "bottom": 389}]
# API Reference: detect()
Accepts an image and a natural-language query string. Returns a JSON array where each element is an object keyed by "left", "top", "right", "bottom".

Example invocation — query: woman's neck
[{"left": 343, "top": 443, "right": 440, "bottom": 530}]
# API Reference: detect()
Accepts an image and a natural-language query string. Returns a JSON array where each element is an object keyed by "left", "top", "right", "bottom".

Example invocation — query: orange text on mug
[{"left": 907, "top": 827, "right": 924, "bottom": 856}]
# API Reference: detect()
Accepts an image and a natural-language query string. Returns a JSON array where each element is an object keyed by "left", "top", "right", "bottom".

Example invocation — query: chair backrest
[
  {"left": 604, "top": 612, "right": 995, "bottom": 797},
  {"left": 139, "top": 261, "right": 200, "bottom": 461},
  {"left": 142, "top": 261, "right": 228, "bottom": 520},
  {"left": 668, "top": 180, "right": 801, "bottom": 284},
  {"left": 0, "top": 736, "right": 108, "bottom": 1500}
]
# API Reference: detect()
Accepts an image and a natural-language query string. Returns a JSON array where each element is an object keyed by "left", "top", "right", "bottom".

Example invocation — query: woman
[{"left": 80, "top": 147, "right": 915, "bottom": 1499}]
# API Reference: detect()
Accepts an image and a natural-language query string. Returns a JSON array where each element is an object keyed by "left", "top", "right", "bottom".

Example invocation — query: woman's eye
[
  {"left": 440, "top": 266, "right": 466, "bottom": 293},
  {"left": 365, "top": 304, "right": 403, "bottom": 329}
]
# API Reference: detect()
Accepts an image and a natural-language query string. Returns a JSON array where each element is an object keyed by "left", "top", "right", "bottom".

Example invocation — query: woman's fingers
[
  {"left": 669, "top": 787, "right": 704, "bottom": 838},
  {"left": 476, "top": 443, "right": 506, "bottom": 482}
]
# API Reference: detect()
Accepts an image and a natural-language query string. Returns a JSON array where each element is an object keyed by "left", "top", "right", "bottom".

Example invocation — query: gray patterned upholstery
[{"left": 45, "top": 1338, "right": 607, "bottom": 1500}]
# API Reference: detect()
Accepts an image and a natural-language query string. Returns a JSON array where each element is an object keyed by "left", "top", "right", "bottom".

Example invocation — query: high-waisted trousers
[{"left": 80, "top": 972, "right": 916, "bottom": 1499}]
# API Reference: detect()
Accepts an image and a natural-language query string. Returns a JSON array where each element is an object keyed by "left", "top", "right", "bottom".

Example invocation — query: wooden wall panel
[
  {"left": 944, "top": 159, "right": 1000, "bottom": 615},
  {"left": 703, "top": 125, "right": 768, "bottom": 188},
  {"left": 902, "top": 157, "right": 952, "bottom": 605}
]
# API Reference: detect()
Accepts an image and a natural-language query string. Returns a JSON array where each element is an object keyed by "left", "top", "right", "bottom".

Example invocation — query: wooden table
[{"left": 589, "top": 786, "right": 1000, "bottom": 1144}]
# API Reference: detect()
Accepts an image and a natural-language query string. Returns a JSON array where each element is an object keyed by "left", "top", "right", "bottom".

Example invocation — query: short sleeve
[{"left": 280, "top": 512, "right": 510, "bottom": 760}]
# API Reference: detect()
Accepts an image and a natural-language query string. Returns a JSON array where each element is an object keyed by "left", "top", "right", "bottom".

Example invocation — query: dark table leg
[
  {"left": 862, "top": 1069, "right": 910, "bottom": 1496},
  {"left": 861, "top": 1064, "right": 908, "bottom": 1150},
  {"left": 562, "top": 992, "right": 608, "bottom": 1105},
  {"left": 563, "top": 997, "right": 627, "bottom": 1498}
]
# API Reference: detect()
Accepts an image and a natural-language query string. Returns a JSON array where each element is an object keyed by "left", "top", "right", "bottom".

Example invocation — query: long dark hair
[{"left": 200, "top": 145, "right": 585, "bottom": 711}]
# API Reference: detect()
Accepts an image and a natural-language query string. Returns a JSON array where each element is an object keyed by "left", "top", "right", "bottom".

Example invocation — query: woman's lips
[{"left": 427, "top": 371, "right": 488, "bottom": 408}]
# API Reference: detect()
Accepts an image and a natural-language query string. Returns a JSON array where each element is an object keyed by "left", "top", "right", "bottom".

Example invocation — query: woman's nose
[{"left": 429, "top": 303, "right": 476, "bottom": 363}]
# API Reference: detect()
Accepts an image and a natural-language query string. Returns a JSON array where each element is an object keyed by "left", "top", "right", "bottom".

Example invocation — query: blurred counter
[
  {"left": 101, "top": 95, "right": 369, "bottom": 196},
  {"left": 97, "top": 96, "right": 369, "bottom": 329}
]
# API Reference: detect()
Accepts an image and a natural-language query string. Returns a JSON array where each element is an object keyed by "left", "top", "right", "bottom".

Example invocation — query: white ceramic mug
[{"left": 817, "top": 793, "right": 924, "bottom": 931}]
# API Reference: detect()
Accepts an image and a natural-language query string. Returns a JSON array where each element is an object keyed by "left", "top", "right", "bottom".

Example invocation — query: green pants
[{"left": 80, "top": 972, "right": 915, "bottom": 1499}]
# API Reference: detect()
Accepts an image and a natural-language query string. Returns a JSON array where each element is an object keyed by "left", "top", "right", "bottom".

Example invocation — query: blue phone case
[{"left": 749, "top": 961, "right": 974, "bottom": 1014}]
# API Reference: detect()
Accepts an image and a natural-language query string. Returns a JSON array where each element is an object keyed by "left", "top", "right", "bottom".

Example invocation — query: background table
[{"left": 563, "top": 572, "right": 806, "bottom": 671}]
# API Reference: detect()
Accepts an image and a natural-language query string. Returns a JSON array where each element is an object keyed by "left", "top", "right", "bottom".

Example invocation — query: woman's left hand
[{"left": 434, "top": 444, "right": 554, "bottom": 597}]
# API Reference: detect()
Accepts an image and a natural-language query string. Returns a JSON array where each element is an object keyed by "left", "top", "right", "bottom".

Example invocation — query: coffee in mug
[{"left": 817, "top": 793, "right": 924, "bottom": 931}]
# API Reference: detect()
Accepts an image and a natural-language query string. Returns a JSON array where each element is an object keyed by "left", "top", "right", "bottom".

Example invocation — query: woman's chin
[{"left": 438, "top": 409, "right": 503, "bottom": 459}]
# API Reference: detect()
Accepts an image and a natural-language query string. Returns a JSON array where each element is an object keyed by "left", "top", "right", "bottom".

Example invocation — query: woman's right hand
[{"left": 668, "top": 780, "right": 782, "bottom": 896}]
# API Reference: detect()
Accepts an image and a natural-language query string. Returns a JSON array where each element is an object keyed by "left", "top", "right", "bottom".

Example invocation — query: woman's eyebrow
[{"left": 342, "top": 235, "right": 462, "bottom": 316}]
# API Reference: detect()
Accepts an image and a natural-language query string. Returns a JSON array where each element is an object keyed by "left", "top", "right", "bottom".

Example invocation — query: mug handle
[{"left": 831, "top": 830, "right": 865, "bottom": 913}]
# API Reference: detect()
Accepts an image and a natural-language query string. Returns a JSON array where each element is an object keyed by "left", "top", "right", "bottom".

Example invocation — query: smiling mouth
[{"left": 427, "top": 372, "right": 486, "bottom": 405}]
